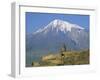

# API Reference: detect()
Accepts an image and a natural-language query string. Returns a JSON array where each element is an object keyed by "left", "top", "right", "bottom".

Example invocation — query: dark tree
[{"left": 60, "top": 43, "right": 67, "bottom": 65}]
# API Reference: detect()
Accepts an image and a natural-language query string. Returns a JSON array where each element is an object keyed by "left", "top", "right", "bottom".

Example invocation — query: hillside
[{"left": 31, "top": 49, "right": 89, "bottom": 67}]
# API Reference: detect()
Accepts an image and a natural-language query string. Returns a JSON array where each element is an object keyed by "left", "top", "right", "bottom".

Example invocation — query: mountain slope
[{"left": 26, "top": 19, "right": 89, "bottom": 56}]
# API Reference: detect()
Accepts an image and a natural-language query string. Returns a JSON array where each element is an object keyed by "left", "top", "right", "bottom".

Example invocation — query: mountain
[
  {"left": 26, "top": 19, "right": 89, "bottom": 57},
  {"left": 33, "top": 19, "right": 84, "bottom": 34}
]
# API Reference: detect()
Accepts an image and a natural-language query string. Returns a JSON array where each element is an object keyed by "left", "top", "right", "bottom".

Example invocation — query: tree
[{"left": 60, "top": 43, "right": 66, "bottom": 65}]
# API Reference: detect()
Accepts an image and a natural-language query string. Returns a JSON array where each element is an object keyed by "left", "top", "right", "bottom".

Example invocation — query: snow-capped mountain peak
[
  {"left": 33, "top": 19, "right": 84, "bottom": 34},
  {"left": 27, "top": 19, "right": 89, "bottom": 54}
]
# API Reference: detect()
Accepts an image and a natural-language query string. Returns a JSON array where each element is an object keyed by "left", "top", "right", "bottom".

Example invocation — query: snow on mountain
[{"left": 33, "top": 19, "right": 84, "bottom": 34}]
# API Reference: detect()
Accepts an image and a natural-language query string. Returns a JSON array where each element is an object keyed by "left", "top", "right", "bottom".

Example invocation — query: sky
[{"left": 26, "top": 12, "right": 89, "bottom": 33}]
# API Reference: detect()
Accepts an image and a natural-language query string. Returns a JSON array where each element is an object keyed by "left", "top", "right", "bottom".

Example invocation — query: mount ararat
[{"left": 26, "top": 19, "right": 89, "bottom": 56}]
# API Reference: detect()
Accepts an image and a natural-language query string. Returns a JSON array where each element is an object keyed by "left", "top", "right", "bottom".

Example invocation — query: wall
[{"left": 0, "top": 0, "right": 100, "bottom": 80}]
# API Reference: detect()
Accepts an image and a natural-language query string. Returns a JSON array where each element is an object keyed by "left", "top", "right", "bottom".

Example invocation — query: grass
[{"left": 31, "top": 49, "right": 89, "bottom": 67}]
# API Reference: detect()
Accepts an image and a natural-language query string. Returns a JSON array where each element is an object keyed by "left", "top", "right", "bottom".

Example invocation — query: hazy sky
[{"left": 26, "top": 12, "right": 89, "bottom": 33}]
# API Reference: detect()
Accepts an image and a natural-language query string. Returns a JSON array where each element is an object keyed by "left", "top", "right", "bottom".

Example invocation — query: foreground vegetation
[{"left": 31, "top": 49, "right": 89, "bottom": 67}]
